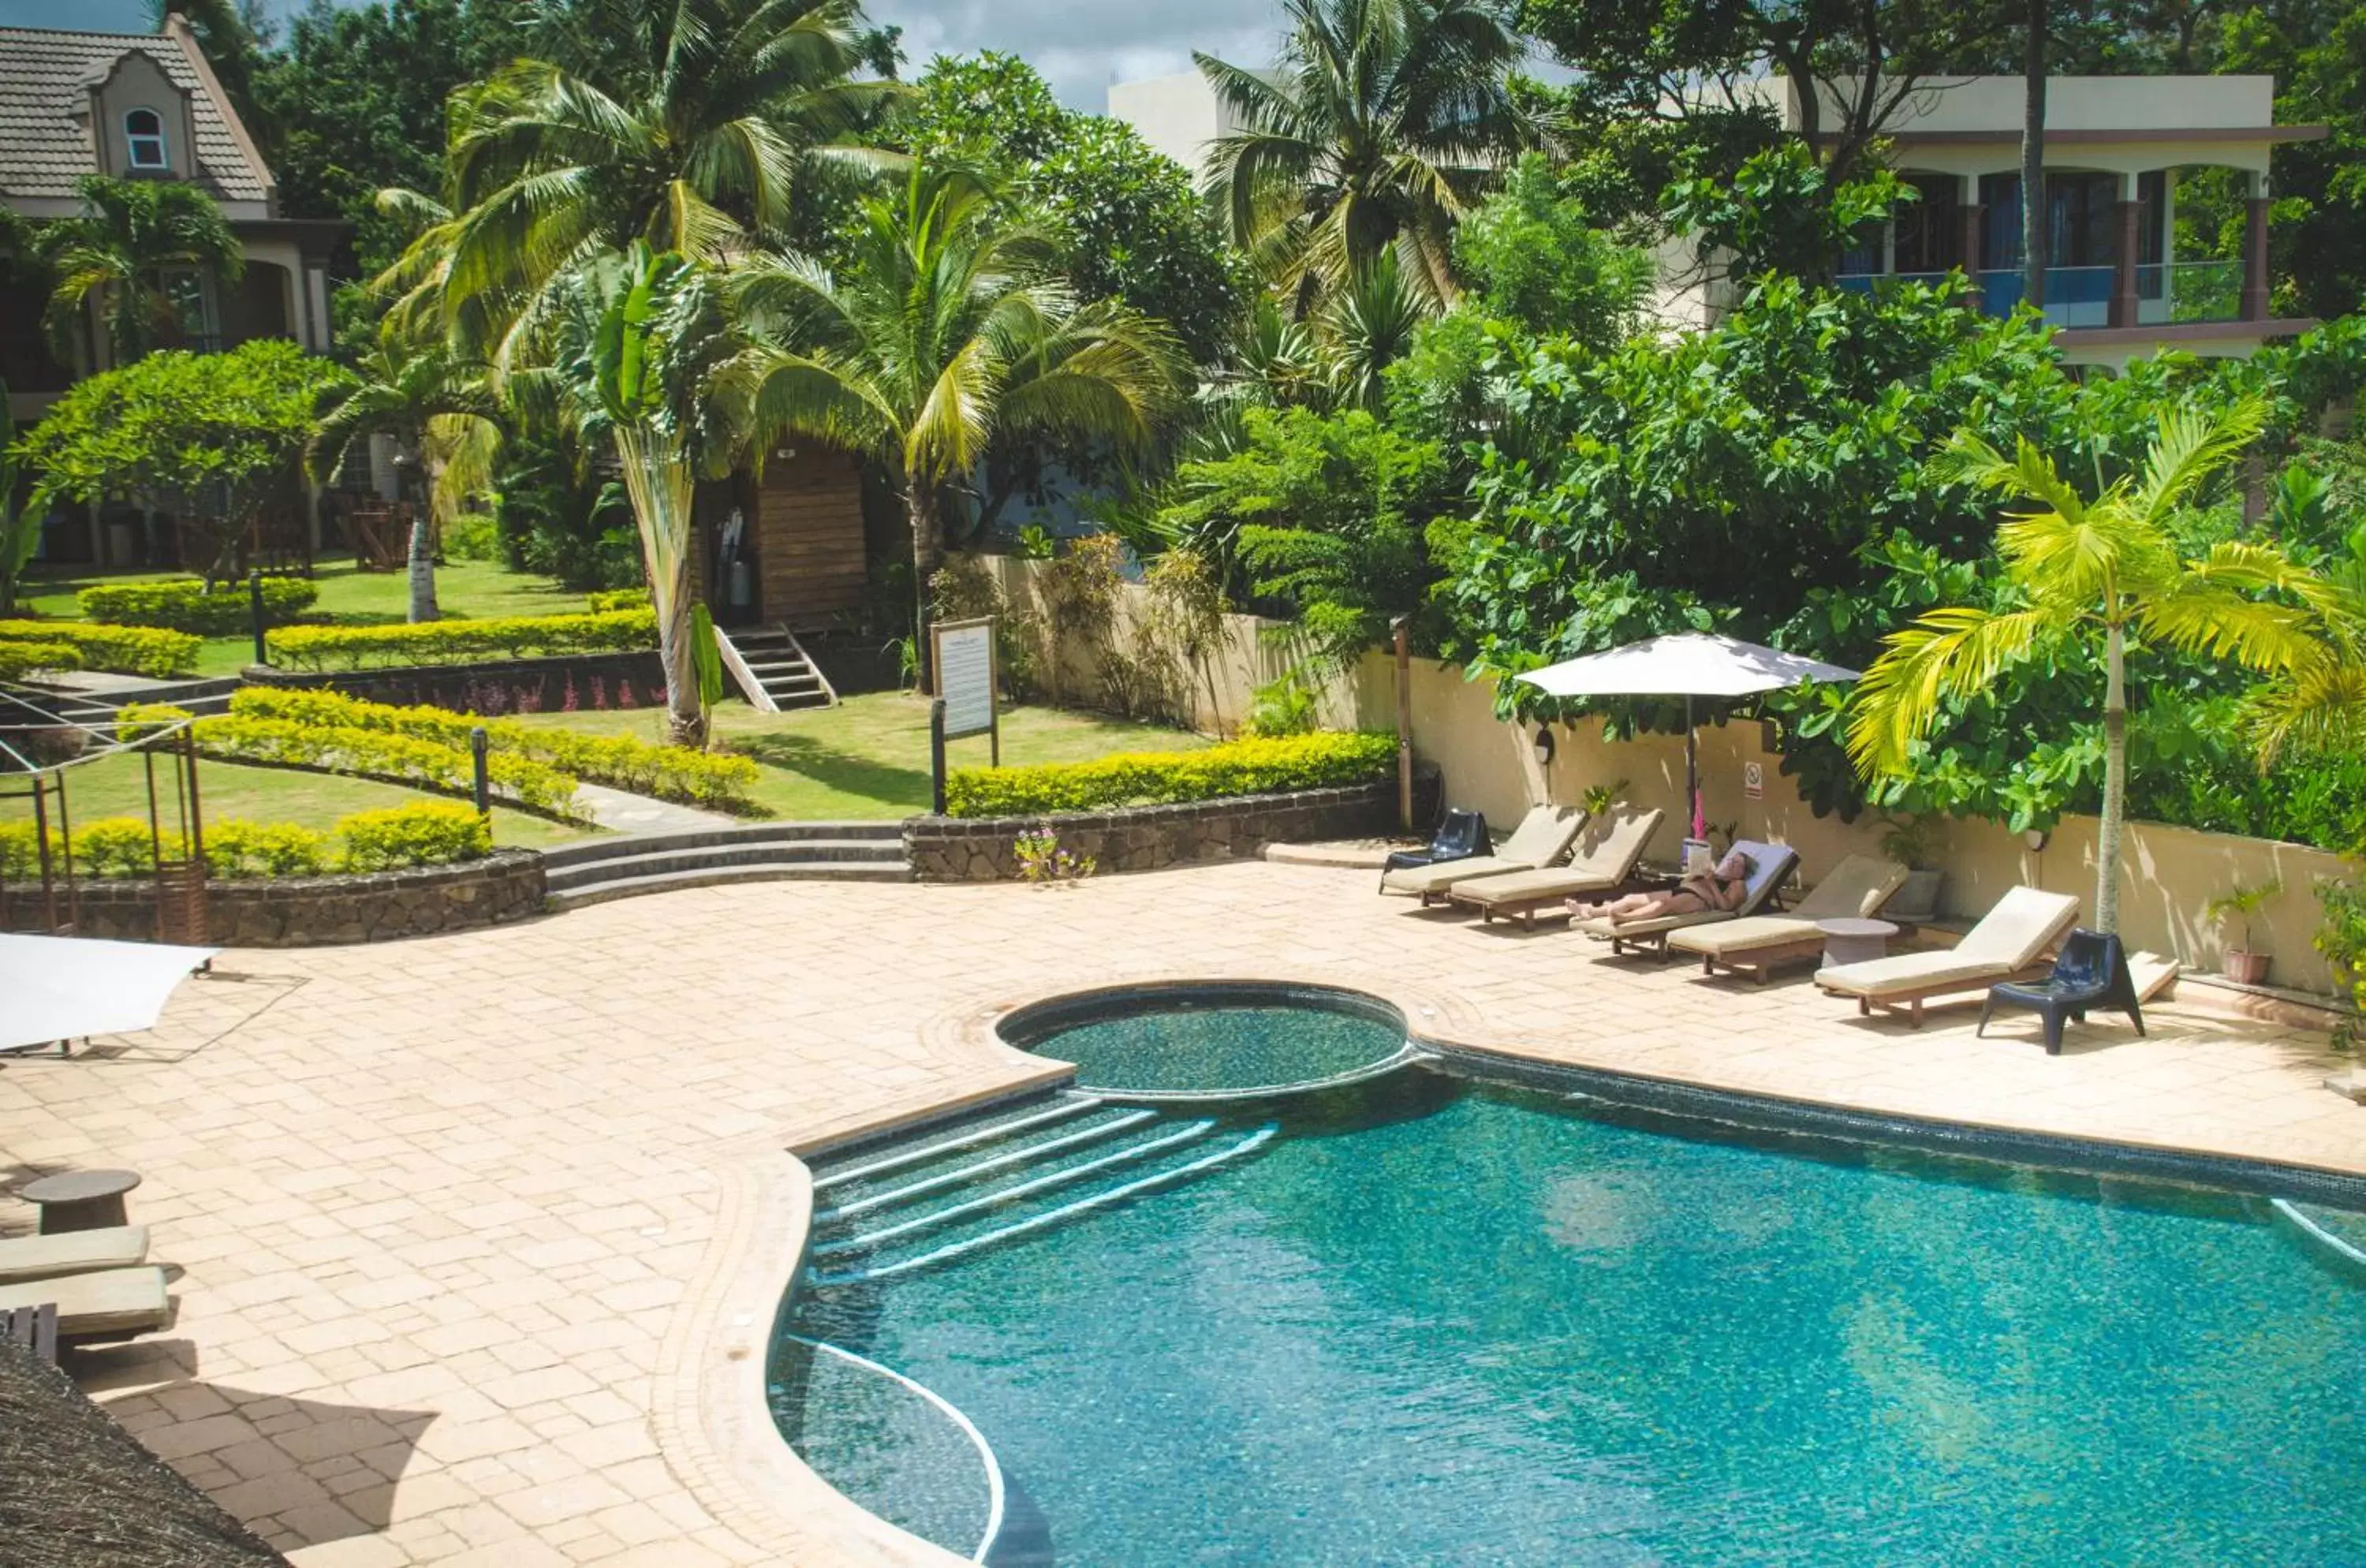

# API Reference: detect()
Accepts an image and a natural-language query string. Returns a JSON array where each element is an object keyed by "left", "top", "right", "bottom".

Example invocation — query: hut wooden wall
[{"left": 753, "top": 450, "right": 867, "bottom": 629}]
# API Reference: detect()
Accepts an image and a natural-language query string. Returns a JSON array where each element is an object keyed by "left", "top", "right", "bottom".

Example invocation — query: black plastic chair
[
  {"left": 1976, "top": 928, "right": 2147, "bottom": 1055},
  {"left": 1379, "top": 809, "right": 1491, "bottom": 891}
]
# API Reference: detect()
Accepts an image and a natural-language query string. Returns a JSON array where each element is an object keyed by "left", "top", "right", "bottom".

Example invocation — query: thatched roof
[{"left": 0, "top": 1342, "right": 289, "bottom": 1568}]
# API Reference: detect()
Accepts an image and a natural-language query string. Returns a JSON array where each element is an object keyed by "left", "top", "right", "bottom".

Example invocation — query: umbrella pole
[{"left": 1685, "top": 695, "right": 1701, "bottom": 842}]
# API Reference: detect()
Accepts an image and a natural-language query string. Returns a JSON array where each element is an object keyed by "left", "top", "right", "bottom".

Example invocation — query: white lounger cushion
[
  {"left": 1667, "top": 857, "right": 1909, "bottom": 958},
  {"left": 1818, "top": 887, "right": 2081, "bottom": 999},
  {"left": 1381, "top": 805, "right": 1585, "bottom": 894},
  {"left": 1450, "top": 808, "right": 1665, "bottom": 909},
  {"left": 0, "top": 1225, "right": 149, "bottom": 1286},
  {"left": 0, "top": 1264, "right": 170, "bottom": 1335}
]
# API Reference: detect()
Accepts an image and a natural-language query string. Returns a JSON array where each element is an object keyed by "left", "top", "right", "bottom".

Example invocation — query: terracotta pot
[{"left": 2222, "top": 950, "right": 2271, "bottom": 986}]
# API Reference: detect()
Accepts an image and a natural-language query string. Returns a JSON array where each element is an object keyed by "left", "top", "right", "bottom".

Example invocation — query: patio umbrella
[
  {"left": 1514, "top": 633, "right": 1860, "bottom": 840},
  {"left": 0, "top": 933, "right": 218, "bottom": 1054}
]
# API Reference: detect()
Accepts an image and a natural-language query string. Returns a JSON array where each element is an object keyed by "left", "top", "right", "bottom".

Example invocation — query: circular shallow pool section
[{"left": 998, "top": 982, "right": 1413, "bottom": 1100}]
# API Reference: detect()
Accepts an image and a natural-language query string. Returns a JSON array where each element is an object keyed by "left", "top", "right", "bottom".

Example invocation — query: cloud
[{"left": 871, "top": 0, "right": 1282, "bottom": 108}]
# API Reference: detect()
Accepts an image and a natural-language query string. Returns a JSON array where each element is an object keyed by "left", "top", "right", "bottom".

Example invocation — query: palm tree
[
  {"left": 413, "top": 0, "right": 898, "bottom": 356},
  {"left": 1196, "top": 0, "right": 1528, "bottom": 313},
  {"left": 38, "top": 175, "right": 244, "bottom": 366},
  {"left": 1847, "top": 400, "right": 2322, "bottom": 934},
  {"left": 2244, "top": 513, "right": 2366, "bottom": 762},
  {"left": 526, "top": 244, "right": 742, "bottom": 747},
  {"left": 310, "top": 338, "right": 502, "bottom": 623},
  {"left": 725, "top": 164, "right": 1188, "bottom": 686}
]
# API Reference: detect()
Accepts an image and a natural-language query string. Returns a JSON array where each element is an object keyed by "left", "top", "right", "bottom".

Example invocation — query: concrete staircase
[
  {"left": 542, "top": 821, "right": 909, "bottom": 909},
  {"left": 28, "top": 674, "right": 242, "bottom": 726},
  {"left": 717, "top": 625, "right": 834, "bottom": 712}
]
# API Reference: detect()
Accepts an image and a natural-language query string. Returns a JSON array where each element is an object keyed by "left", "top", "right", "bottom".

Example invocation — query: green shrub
[
  {"left": 204, "top": 819, "right": 333, "bottom": 878},
  {"left": 267, "top": 607, "right": 656, "bottom": 670},
  {"left": 79, "top": 576, "right": 318, "bottom": 634},
  {"left": 190, "top": 714, "right": 583, "bottom": 816},
  {"left": 586, "top": 588, "right": 650, "bottom": 614},
  {"left": 0, "top": 821, "right": 54, "bottom": 878},
  {"left": 0, "top": 640, "right": 82, "bottom": 681},
  {"left": 0, "top": 620, "right": 200, "bottom": 677},
  {"left": 441, "top": 513, "right": 502, "bottom": 562},
  {"left": 945, "top": 731, "right": 1394, "bottom": 817},
  {"left": 337, "top": 801, "right": 492, "bottom": 872},
  {"left": 226, "top": 688, "right": 757, "bottom": 808},
  {"left": 112, "top": 700, "right": 192, "bottom": 741},
  {"left": 69, "top": 816, "right": 162, "bottom": 877},
  {"left": 2317, "top": 870, "right": 2366, "bottom": 1040}
]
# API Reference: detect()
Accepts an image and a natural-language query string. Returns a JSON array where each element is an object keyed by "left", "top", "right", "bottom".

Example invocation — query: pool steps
[
  {"left": 2273, "top": 1198, "right": 2366, "bottom": 1274},
  {"left": 808, "top": 1127, "right": 1278, "bottom": 1287},
  {"left": 802, "top": 1094, "right": 1278, "bottom": 1288},
  {"left": 811, "top": 1095, "right": 1110, "bottom": 1193},
  {"left": 810, "top": 1120, "right": 1222, "bottom": 1256},
  {"left": 814, "top": 1109, "right": 1161, "bottom": 1221}
]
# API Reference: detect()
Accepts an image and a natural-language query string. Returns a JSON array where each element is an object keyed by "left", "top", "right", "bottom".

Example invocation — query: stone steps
[{"left": 543, "top": 822, "right": 910, "bottom": 910}]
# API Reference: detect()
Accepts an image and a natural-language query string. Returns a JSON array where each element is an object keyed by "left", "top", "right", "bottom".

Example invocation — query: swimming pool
[{"left": 781, "top": 1037, "right": 2366, "bottom": 1565}]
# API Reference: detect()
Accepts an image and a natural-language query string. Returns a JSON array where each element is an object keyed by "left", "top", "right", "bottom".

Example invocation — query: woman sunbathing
[{"left": 1569, "top": 849, "right": 1753, "bottom": 924}]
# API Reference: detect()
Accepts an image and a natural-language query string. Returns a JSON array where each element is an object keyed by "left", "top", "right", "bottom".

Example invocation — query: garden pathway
[
  {"left": 569, "top": 783, "right": 733, "bottom": 835},
  {"left": 0, "top": 861, "right": 2355, "bottom": 1567}
]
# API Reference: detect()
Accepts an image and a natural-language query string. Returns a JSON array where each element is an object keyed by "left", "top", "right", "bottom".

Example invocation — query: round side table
[
  {"left": 1817, "top": 917, "right": 1901, "bottom": 969},
  {"left": 18, "top": 1169, "right": 142, "bottom": 1234}
]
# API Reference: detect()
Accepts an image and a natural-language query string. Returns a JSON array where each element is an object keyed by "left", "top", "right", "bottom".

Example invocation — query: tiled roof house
[{"left": 1, "top": 13, "right": 341, "bottom": 427}]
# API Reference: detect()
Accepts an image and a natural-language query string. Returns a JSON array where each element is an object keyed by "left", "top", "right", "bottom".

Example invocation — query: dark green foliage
[
  {"left": 489, "top": 424, "right": 640, "bottom": 590},
  {"left": 1450, "top": 153, "right": 1652, "bottom": 345},
  {"left": 1663, "top": 142, "right": 1916, "bottom": 287}
]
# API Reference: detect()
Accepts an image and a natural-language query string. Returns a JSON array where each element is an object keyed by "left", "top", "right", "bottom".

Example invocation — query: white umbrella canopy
[
  {"left": 1514, "top": 633, "right": 1860, "bottom": 699},
  {"left": 1514, "top": 633, "right": 1861, "bottom": 839},
  {"left": 0, "top": 933, "right": 218, "bottom": 1054}
]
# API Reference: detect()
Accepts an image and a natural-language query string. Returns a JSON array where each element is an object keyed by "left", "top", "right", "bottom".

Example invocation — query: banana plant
[{"left": 0, "top": 383, "right": 40, "bottom": 616}]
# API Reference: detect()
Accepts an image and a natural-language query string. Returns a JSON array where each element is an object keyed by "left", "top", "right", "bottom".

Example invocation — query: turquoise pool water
[
  {"left": 785, "top": 1069, "right": 2366, "bottom": 1566},
  {"left": 1010, "top": 997, "right": 1406, "bottom": 1096}
]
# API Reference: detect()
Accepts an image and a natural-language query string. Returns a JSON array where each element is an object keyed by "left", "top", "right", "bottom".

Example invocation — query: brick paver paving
[{"left": 1, "top": 860, "right": 2357, "bottom": 1565}]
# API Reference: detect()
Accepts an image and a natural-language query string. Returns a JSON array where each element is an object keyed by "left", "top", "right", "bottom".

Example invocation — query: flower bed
[
  {"left": 267, "top": 607, "right": 655, "bottom": 670},
  {"left": 943, "top": 731, "right": 1396, "bottom": 818}
]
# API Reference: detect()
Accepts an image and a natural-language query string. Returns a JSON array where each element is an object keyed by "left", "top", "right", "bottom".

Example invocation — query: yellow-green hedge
[
  {"left": 267, "top": 607, "right": 656, "bottom": 670},
  {"left": 585, "top": 588, "right": 650, "bottom": 614},
  {"left": 80, "top": 576, "right": 317, "bottom": 634},
  {"left": 191, "top": 714, "right": 584, "bottom": 817},
  {"left": 0, "top": 801, "right": 493, "bottom": 879},
  {"left": 944, "top": 732, "right": 1395, "bottom": 818},
  {"left": 0, "top": 620, "right": 200, "bottom": 678},
  {"left": 0, "top": 640, "right": 82, "bottom": 681},
  {"left": 227, "top": 687, "right": 756, "bottom": 809}
]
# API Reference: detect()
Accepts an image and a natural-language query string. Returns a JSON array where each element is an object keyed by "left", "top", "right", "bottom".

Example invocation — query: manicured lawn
[
  {"left": 15, "top": 555, "right": 588, "bottom": 676},
  {"left": 507, "top": 692, "right": 1208, "bottom": 819},
  {"left": 0, "top": 752, "right": 595, "bottom": 851}
]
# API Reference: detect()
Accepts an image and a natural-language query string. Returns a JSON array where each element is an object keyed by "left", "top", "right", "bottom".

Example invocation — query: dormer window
[{"left": 124, "top": 107, "right": 167, "bottom": 171}]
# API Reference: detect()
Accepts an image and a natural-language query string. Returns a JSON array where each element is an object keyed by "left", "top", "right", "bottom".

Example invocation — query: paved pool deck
[{"left": 1, "top": 859, "right": 2358, "bottom": 1566}]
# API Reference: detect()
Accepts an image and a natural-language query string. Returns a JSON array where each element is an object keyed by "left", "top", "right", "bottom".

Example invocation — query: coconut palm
[
  {"left": 1847, "top": 399, "right": 2323, "bottom": 934},
  {"left": 412, "top": 0, "right": 898, "bottom": 357},
  {"left": 38, "top": 175, "right": 244, "bottom": 366},
  {"left": 2243, "top": 518, "right": 2366, "bottom": 762},
  {"left": 724, "top": 164, "right": 1189, "bottom": 685},
  {"left": 522, "top": 244, "right": 742, "bottom": 746},
  {"left": 1196, "top": 0, "right": 1529, "bottom": 313},
  {"left": 310, "top": 339, "right": 502, "bottom": 623}
]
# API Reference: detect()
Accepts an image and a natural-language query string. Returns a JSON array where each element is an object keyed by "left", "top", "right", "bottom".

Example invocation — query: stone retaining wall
[
  {"left": 905, "top": 782, "right": 1400, "bottom": 881},
  {"left": 2, "top": 851, "right": 547, "bottom": 946}
]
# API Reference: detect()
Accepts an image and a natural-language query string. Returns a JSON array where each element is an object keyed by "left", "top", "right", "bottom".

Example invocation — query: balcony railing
[
  {"left": 1835, "top": 262, "right": 2252, "bottom": 330},
  {"left": 2136, "top": 259, "right": 2245, "bottom": 325}
]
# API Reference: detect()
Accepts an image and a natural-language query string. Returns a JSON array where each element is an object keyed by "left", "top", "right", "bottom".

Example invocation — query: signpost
[{"left": 927, "top": 618, "right": 998, "bottom": 814}]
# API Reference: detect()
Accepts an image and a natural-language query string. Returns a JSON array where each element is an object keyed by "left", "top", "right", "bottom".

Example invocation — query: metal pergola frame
[{"left": 0, "top": 684, "right": 208, "bottom": 941}]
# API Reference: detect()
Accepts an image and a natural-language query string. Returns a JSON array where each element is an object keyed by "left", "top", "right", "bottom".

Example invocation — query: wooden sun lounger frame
[
  {"left": 1450, "top": 871, "right": 1655, "bottom": 929},
  {"left": 1842, "top": 954, "right": 2065, "bottom": 1027}
]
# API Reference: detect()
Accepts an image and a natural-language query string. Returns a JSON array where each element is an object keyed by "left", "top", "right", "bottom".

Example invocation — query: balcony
[{"left": 1835, "top": 260, "right": 2248, "bottom": 329}]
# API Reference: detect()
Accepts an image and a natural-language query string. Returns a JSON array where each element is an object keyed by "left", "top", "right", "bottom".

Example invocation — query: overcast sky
[{"left": 0, "top": 0, "right": 1286, "bottom": 108}]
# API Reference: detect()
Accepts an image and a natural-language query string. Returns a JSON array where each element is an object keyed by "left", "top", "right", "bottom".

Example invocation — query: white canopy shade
[
  {"left": 0, "top": 933, "right": 218, "bottom": 1053},
  {"left": 1514, "top": 633, "right": 1859, "bottom": 700}
]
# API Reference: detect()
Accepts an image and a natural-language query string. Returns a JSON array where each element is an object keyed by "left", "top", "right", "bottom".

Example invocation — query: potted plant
[
  {"left": 1878, "top": 815, "right": 1946, "bottom": 924},
  {"left": 2204, "top": 879, "right": 2281, "bottom": 985},
  {"left": 1580, "top": 778, "right": 1629, "bottom": 817}
]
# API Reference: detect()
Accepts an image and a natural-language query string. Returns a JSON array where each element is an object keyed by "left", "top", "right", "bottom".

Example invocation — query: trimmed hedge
[
  {"left": 190, "top": 714, "right": 584, "bottom": 817},
  {"left": 0, "top": 620, "right": 200, "bottom": 678},
  {"left": 226, "top": 688, "right": 758, "bottom": 809},
  {"left": 586, "top": 588, "right": 649, "bottom": 614},
  {"left": 2, "top": 801, "right": 493, "bottom": 880},
  {"left": 0, "top": 640, "right": 82, "bottom": 681},
  {"left": 945, "top": 731, "right": 1397, "bottom": 818},
  {"left": 80, "top": 577, "right": 318, "bottom": 634},
  {"left": 267, "top": 607, "right": 656, "bottom": 670}
]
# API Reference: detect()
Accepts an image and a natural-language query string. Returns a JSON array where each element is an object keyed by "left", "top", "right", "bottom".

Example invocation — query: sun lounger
[
  {"left": 1381, "top": 805, "right": 1586, "bottom": 903},
  {"left": 1666, "top": 855, "right": 1910, "bottom": 981},
  {"left": 1573, "top": 839, "right": 1801, "bottom": 956},
  {"left": 0, "top": 1266, "right": 170, "bottom": 1339},
  {"left": 1445, "top": 808, "right": 1666, "bottom": 928},
  {"left": 0, "top": 1226, "right": 149, "bottom": 1287},
  {"left": 1815, "top": 885, "right": 2082, "bottom": 1026}
]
